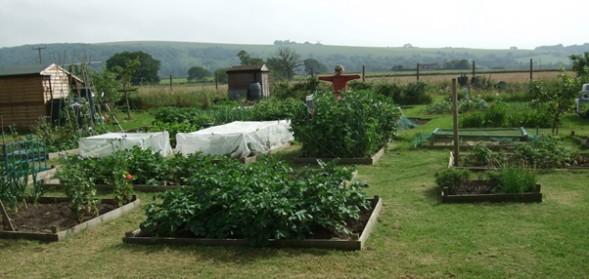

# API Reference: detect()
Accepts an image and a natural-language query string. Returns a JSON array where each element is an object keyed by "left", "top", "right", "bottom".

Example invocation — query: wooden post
[
  {"left": 362, "top": 65, "right": 365, "bottom": 82},
  {"left": 529, "top": 59, "right": 533, "bottom": 82},
  {"left": 416, "top": 63, "right": 420, "bottom": 81},
  {"left": 214, "top": 72, "right": 219, "bottom": 91},
  {"left": 452, "top": 78, "right": 459, "bottom": 166},
  {"left": 472, "top": 61, "right": 476, "bottom": 77},
  {"left": 169, "top": 75, "right": 173, "bottom": 91},
  {"left": 0, "top": 200, "right": 15, "bottom": 231}
]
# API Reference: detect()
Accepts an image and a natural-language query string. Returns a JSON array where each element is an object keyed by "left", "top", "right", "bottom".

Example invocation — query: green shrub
[
  {"left": 250, "top": 98, "right": 304, "bottom": 121},
  {"left": 435, "top": 168, "right": 472, "bottom": 192},
  {"left": 460, "top": 111, "right": 487, "bottom": 128},
  {"left": 425, "top": 100, "right": 452, "bottom": 114},
  {"left": 374, "top": 81, "right": 432, "bottom": 105},
  {"left": 290, "top": 90, "right": 400, "bottom": 158}
]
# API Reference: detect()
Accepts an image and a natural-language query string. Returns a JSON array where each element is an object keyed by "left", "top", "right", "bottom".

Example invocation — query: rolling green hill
[{"left": 0, "top": 41, "right": 587, "bottom": 77}]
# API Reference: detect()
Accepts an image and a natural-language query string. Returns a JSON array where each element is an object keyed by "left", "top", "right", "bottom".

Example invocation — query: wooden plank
[
  {"left": 292, "top": 147, "right": 385, "bottom": 165},
  {"left": 358, "top": 196, "right": 382, "bottom": 250},
  {"left": 441, "top": 184, "right": 543, "bottom": 203}
]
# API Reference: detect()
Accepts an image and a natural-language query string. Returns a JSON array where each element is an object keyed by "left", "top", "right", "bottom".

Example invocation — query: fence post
[
  {"left": 529, "top": 58, "right": 533, "bottom": 82},
  {"left": 169, "top": 75, "right": 173, "bottom": 90},
  {"left": 416, "top": 63, "right": 420, "bottom": 81},
  {"left": 472, "top": 61, "right": 476, "bottom": 77},
  {"left": 362, "top": 65, "right": 365, "bottom": 82}
]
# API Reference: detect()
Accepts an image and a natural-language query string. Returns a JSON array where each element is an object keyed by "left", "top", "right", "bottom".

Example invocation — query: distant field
[{"left": 367, "top": 70, "right": 563, "bottom": 84}]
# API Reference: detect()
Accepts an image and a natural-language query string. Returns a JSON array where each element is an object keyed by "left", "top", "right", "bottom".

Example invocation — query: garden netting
[
  {"left": 78, "top": 132, "right": 172, "bottom": 158},
  {"left": 175, "top": 120, "right": 294, "bottom": 158}
]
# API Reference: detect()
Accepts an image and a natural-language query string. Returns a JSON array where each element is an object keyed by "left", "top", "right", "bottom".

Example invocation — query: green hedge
[{"left": 290, "top": 90, "right": 400, "bottom": 158}]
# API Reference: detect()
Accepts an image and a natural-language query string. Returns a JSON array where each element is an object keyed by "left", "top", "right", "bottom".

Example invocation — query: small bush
[{"left": 435, "top": 168, "right": 472, "bottom": 192}]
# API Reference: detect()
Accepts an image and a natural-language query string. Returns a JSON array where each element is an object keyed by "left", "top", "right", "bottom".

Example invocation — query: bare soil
[
  {"left": 1, "top": 202, "right": 118, "bottom": 233},
  {"left": 450, "top": 181, "right": 494, "bottom": 195}
]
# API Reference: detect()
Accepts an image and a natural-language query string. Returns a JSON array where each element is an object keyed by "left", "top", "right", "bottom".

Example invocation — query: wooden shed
[
  {"left": 226, "top": 64, "right": 270, "bottom": 99},
  {"left": 0, "top": 64, "right": 83, "bottom": 129}
]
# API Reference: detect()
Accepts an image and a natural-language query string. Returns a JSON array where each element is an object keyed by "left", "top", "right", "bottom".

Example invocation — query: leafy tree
[
  {"left": 237, "top": 50, "right": 264, "bottom": 65},
  {"left": 111, "top": 58, "right": 141, "bottom": 120},
  {"left": 529, "top": 72, "right": 578, "bottom": 135},
  {"left": 570, "top": 51, "right": 589, "bottom": 80},
  {"left": 92, "top": 69, "right": 121, "bottom": 108},
  {"left": 303, "top": 58, "right": 327, "bottom": 75},
  {"left": 187, "top": 66, "right": 211, "bottom": 82},
  {"left": 266, "top": 47, "right": 301, "bottom": 80},
  {"left": 444, "top": 59, "right": 470, "bottom": 70},
  {"left": 214, "top": 68, "right": 228, "bottom": 83},
  {"left": 106, "top": 51, "right": 161, "bottom": 85}
]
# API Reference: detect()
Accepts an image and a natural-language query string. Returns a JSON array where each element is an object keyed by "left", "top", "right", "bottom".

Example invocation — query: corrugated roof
[
  {"left": 0, "top": 64, "right": 50, "bottom": 77},
  {"left": 226, "top": 64, "right": 269, "bottom": 73}
]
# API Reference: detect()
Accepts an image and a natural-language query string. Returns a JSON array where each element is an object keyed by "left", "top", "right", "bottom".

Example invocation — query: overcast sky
[{"left": 1, "top": 0, "right": 588, "bottom": 49}]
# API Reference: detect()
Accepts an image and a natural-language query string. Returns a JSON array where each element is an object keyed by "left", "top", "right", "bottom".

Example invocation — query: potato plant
[{"left": 140, "top": 156, "right": 370, "bottom": 245}]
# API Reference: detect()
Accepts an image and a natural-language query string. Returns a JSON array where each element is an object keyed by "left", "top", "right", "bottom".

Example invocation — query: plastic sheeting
[
  {"left": 79, "top": 132, "right": 172, "bottom": 158},
  {"left": 176, "top": 120, "right": 293, "bottom": 158}
]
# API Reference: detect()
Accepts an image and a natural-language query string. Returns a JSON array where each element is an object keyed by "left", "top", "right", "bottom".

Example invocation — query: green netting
[{"left": 397, "top": 115, "right": 419, "bottom": 130}]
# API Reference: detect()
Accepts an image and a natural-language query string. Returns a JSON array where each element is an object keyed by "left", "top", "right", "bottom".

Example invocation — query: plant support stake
[
  {"left": 452, "top": 78, "right": 459, "bottom": 166},
  {"left": 0, "top": 200, "right": 15, "bottom": 231}
]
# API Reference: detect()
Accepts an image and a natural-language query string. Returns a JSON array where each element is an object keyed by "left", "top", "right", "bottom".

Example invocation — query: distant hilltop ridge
[{"left": 1, "top": 41, "right": 588, "bottom": 77}]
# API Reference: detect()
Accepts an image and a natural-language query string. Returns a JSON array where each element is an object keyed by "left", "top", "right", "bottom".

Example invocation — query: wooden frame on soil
[
  {"left": 0, "top": 196, "right": 141, "bottom": 242},
  {"left": 122, "top": 196, "right": 382, "bottom": 251},
  {"left": 441, "top": 184, "right": 542, "bottom": 203},
  {"left": 448, "top": 151, "right": 589, "bottom": 170},
  {"left": 291, "top": 147, "right": 385, "bottom": 165}
]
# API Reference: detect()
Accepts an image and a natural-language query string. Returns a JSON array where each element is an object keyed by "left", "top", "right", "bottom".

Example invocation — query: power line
[{"left": 32, "top": 46, "right": 46, "bottom": 64}]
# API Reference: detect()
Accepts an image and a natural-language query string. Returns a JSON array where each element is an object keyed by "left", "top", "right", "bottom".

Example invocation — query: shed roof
[
  {"left": 226, "top": 64, "right": 269, "bottom": 73},
  {"left": 0, "top": 64, "right": 49, "bottom": 77},
  {"left": 0, "top": 63, "right": 83, "bottom": 83}
]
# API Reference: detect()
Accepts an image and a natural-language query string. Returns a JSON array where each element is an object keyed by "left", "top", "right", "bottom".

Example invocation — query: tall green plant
[
  {"left": 491, "top": 168, "right": 537, "bottom": 193},
  {"left": 57, "top": 156, "right": 99, "bottom": 223}
]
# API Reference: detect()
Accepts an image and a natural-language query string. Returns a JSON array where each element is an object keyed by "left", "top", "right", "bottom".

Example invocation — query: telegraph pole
[{"left": 32, "top": 46, "right": 46, "bottom": 64}]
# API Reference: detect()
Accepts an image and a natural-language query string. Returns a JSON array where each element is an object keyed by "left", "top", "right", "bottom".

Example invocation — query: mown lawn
[{"left": 1, "top": 111, "right": 588, "bottom": 278}]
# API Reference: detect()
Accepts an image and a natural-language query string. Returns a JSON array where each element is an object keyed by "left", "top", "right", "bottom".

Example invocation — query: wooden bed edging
[
  {"left": 43, "top": 183, "right": 179, "bottom": 192},
  {"left": 122, "top": 196, "right": 382, "bottom": 251},
  {"left": 291, "top": 147, "right": 385, "bottom": 165},
  {"left": 441, "top": 184, "right": 542, "bottom": 203},
  {"left": 0, "top": 197, "right": 141, "bottom": 242}
]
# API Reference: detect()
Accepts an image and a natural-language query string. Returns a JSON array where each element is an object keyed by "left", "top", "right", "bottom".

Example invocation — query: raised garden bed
[
  {"left": 448, "top": 151, "right": 589, "bottom": 170},
  {"left": 0, "top": 196, "right": 141, "bottom": 242},
  {"left": 430, "top": 127, "right": 528, "bottom": 148},
  {"left": 291, "top": 147, "right": 385, "bottom": 165},
  {"left": 441, "top": 183, "right": 542, "bottom": 203},
  {"left": 47, "top": 148, "right": 79, "bottom": 160},
  {"left": 123, "top": 196, "right": 382, "bottom": 251}
]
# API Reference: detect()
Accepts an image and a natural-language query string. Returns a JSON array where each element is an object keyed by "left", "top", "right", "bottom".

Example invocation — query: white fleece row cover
[
  {"left": 79, "top": 132, "right": 173, "bottom": 158},
  {"left": 176, "top": 120, "right": 293, "bottom": 158}
]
